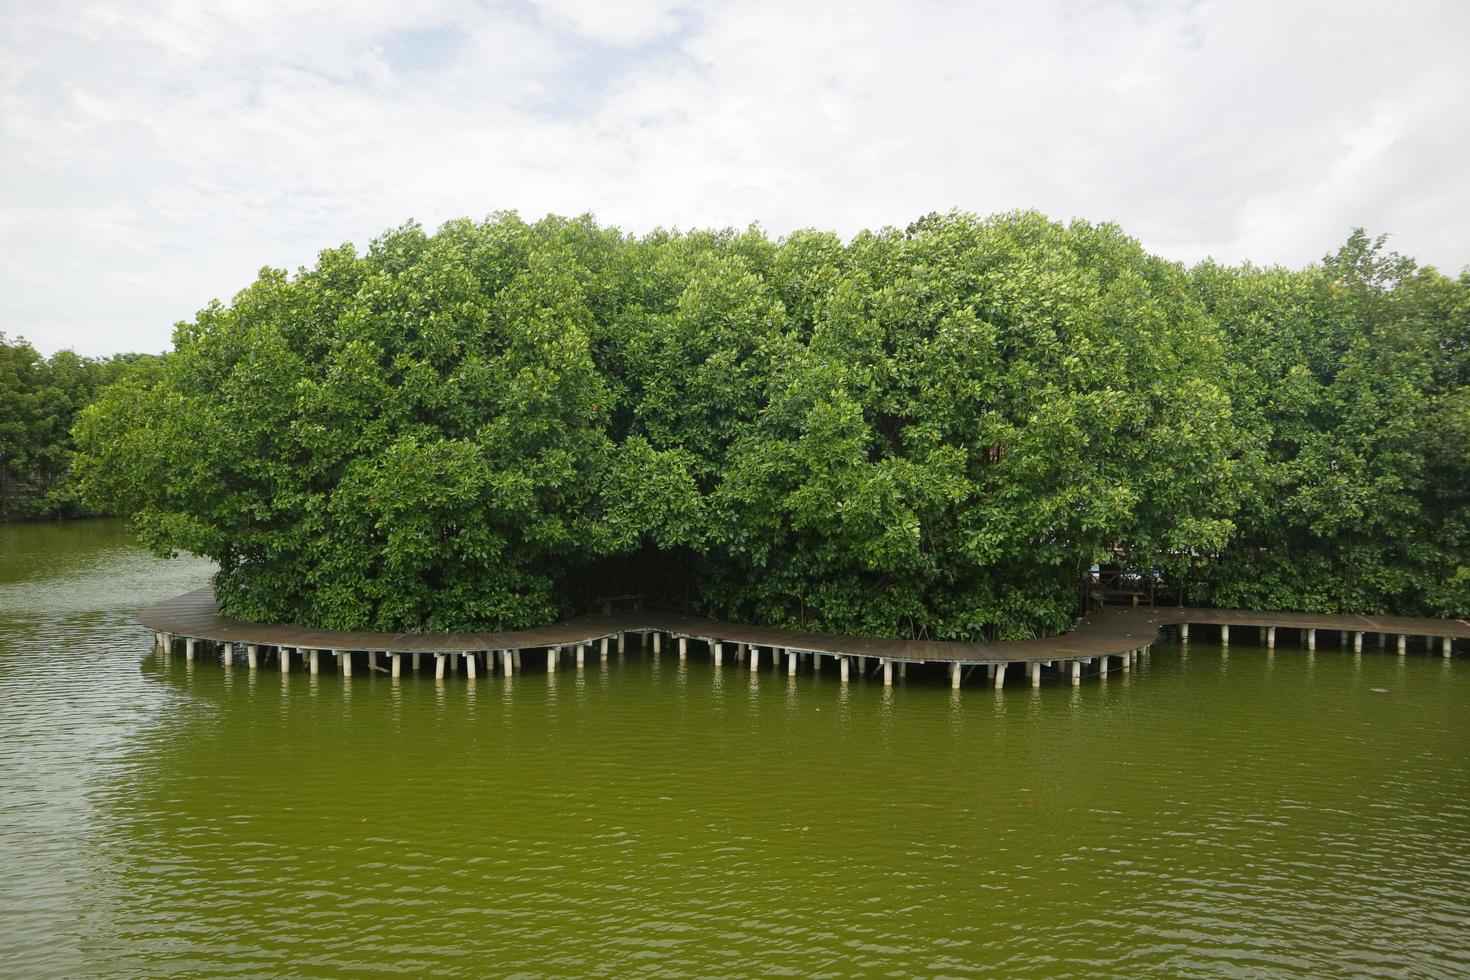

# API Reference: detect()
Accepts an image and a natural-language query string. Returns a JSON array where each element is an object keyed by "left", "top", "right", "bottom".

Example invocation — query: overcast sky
[{"left": 3, "top": 0, "right": 1467, "bottom": 357}]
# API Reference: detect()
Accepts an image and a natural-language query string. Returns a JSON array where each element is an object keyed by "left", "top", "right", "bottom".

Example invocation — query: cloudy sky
[{"left": 3, "top": 0, "right": 1467, "bottom": 356}]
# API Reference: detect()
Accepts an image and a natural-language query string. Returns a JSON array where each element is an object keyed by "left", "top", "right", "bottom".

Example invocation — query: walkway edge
[{"left": 139, "top": 587, "right": 1468, "bottom": 664}]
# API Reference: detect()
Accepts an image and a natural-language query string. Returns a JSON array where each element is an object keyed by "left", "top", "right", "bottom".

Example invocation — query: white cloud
[
  {"left": 2, "top": 0, "right": 1467, "bottom": 356},
  {"left": 530, "top": 0, "right": 687, "bottom": 46}
]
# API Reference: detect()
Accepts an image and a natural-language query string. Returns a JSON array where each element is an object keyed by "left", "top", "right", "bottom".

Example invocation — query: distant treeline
[
  {"left": 72, "top": 211, "right": 1469, "bottom": 636},
  {"left": 0, "top": 334, "right": 161, "bottom": 520}
]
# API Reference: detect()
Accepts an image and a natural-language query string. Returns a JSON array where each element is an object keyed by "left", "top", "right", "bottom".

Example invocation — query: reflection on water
[{"left": 1, "top": 519, "right": 1468, "bottom": 977}]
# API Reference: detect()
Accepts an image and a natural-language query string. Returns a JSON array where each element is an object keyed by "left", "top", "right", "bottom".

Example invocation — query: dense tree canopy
[
  {"left": 73, "top": 212, "right": 1469, "bottom": 636},
  {"left": 0, "top": 333, "right": 159, "bottom": 519},
  {"left": 1193, "top": 232, "right": 1470, "bottom": 617}
]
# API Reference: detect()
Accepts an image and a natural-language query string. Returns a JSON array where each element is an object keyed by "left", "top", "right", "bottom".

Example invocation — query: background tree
[{"left": 0, "top": 332, "right": 158, "bottom": 519}]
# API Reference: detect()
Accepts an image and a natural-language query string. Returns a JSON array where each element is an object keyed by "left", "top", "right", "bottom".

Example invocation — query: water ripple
[{"left": 0, "top": 523, "right": 1467, "bottom": 977}]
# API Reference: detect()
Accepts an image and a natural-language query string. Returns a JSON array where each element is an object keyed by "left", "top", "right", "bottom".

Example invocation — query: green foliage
[
  {"left": 72, "top": 213, "right": 1470, "bottom": 635},
  {"left": 0, "top": 334, "right": 159, "bottom": 519},
  {"left": 706, "top": 213, "right": 1238, "bottom": 638},
  {"left": 1191, "top": 232, "right": 1470, "bottom": 616}
]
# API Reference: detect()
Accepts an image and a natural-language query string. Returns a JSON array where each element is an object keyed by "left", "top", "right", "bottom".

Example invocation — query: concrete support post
[
  {"left": 1220, "top": 625, "right": 1229, "bottom": 646},
  {"left": 985, "top": 663, "right": 995, "bottom": 681},
  {"left": 617, "top": 632, "right": 625, "bottom": 654},
  {"left": 1340, "top": 630, "right": 1350, "bottom": 647},
  {"left": 1029, "top": 662, "right": 1041, "bottom": 688},
  {"left": 466, "top": 652, "right": 477, "bottom": 680},
  {"left": 1307, "top": 629, "right": 1317, "bottom": 651},
  {"left": 1099, "top": 656, "right": 1109, "bottom": 678},
  {"left": 1122, "top": 650, "right": 1132, "bottom": 673},
  {"left": 840, "top": 657, "right": 850, "bottom": 683},
  {"left": 1444, "top": 637, "right": 1452, "bottom": 658},
  {"left": 1354, "top": 632, "right": 1364, "bottom": 653},
  {"left": 279, "top": 647, "right": 290, "bottom": 673},
  {"left": 505, "top": 650, "right": 515, "bottom": 676},
  {"left": 600, "top": 637, "right": 610, "bottom": 662},
  {"left": 653, "top": 632, "right": 661, "bottom": 655},
  {"left": 548, "top": 647, "right": 558, "bottom": 673},
  {"left": 750, "top": 647, "right": 760, "bottom": 672},
  {"left": 434, "top": 654, "right": 446, "bottom": 680},
  {"left": 246, "top": 645, "right": 259, "bottom": 669},
  {"left": 339, "top": 650, "right": 351, "bottom": 677},
  {"left": 391, "top": 653, "right": 401, "bottom": 678},
  {"left": 991, "top": 662, "right": 1004, "bottom": 690},
  {"left": 1070, "top": 660, "right": 1081, "bottom": 686},
  {"left": 1397, "top": 635, "right": 1407, "bottom": 656},
  {"left": 1180, "top": 623, "right": 1190, "bottom": 642},
  {"left": 220, "top": 641, "right": 232, "bottom": 668},
  {"left": 678, "top": 637, "right": 688, "bottom": 660},
  {"left": 900, "top": 662, "right": 908, "bottom": 679},
  {"left": 185, "top": 637, "right": 196, "bottom": 661},
  {"left": 576, "top": 645, "right": 585, "bottom": 668},
  {"left": 788, "top": 649, "right": 798, "bottom": 676},
  {"left": 309, "top": 650, "right": 320, "bottom": 675},
  {"left": 1267, "top": 627, "right": 1276, "bottom": 648},
  {"left": 713, "top": 643, "right": 723, "bottom": 668},
  {"left": 883, "top": 660, "right": 893, "bottom": 686}
]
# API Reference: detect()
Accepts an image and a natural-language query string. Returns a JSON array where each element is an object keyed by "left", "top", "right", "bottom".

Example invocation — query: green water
[{"left": 1, "top": 520, "right": 1467, "bottom": 978}]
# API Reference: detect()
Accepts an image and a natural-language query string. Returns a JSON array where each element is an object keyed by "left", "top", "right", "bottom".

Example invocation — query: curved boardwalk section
[{"left": 140, "top": 587, "right": 1466, "bottom": 689}]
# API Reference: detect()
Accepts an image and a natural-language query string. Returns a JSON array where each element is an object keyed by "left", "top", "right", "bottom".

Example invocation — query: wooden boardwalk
[{"left": 139, "top": 587, "right": 1465, "bottom": 687}]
